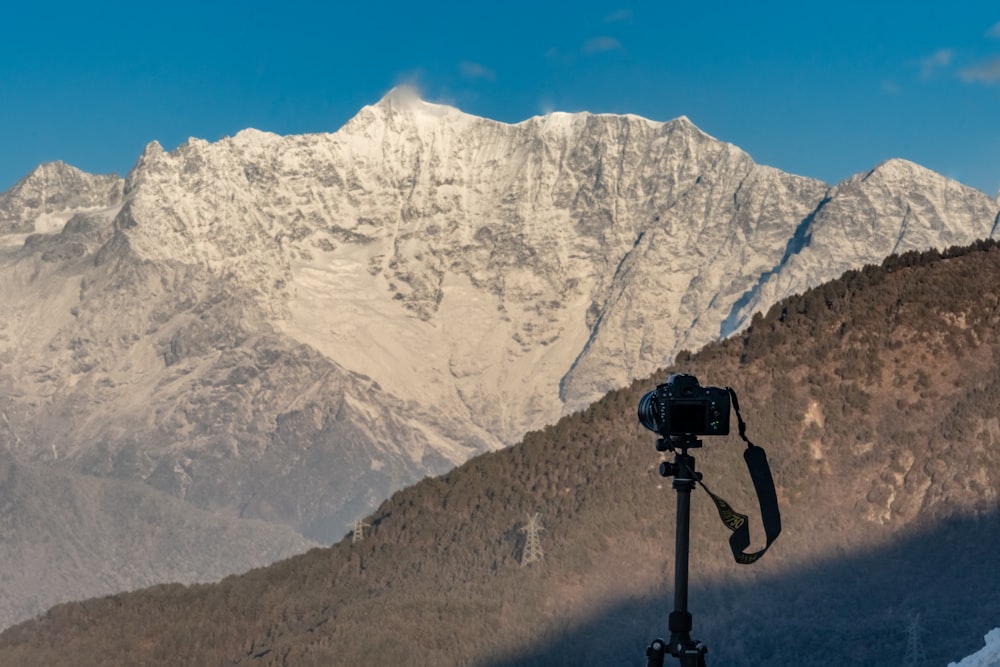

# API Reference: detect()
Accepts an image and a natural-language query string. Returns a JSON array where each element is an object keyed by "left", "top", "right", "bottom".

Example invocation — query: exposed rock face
[
  {"left": 0, "top": 161, "right": 122, "bottom": 235},
  {"left": 0, "top": 88, "right": 998, "bottom": 627}
]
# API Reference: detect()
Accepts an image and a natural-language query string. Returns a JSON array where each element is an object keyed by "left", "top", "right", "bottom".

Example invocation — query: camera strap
[{"left": 695, "top": 388, "right": 782, "bottom": 564}]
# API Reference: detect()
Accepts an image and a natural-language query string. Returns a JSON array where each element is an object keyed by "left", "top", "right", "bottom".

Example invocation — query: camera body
[{"left": 637, "top": 373, "right": 730, "bottom": 437}]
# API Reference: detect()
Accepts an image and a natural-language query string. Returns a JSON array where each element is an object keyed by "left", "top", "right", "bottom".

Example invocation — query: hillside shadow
[{"left": 483, "top": 509, "right": 1000, "bottom": 667}]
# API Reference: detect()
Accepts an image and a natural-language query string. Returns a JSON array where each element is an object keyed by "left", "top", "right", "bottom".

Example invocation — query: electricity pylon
[
  {"left": 902, "top": 612, "right": 926, "bottom": 667},
  {"left": 520, "top": 513, "right": 544, "bottom": 566},
  {"left": 352, "top": 519, "right": 370, "bottom": 544}
]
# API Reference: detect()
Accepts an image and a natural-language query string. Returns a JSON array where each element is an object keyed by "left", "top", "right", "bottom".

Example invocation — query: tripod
[{"left": 646, "top": 436, "right": 708, "bottom": 667}]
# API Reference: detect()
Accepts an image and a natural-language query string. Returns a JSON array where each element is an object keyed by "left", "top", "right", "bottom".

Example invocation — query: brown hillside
[{"left": 1, "top": 241, "right": 999, "bottom": 666}]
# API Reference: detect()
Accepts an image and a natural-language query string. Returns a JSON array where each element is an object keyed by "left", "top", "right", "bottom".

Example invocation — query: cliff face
[{"left": 0, "top": 89, "right": 998, "bottom": 627}]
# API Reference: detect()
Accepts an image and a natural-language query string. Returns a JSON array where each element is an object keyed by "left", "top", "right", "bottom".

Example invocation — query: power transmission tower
[
  {"left": 520, "top": 513, "right": 544, "bottom": 566},
  {"left": 902, "top": 612, "right": 926, "bottom": 667},
  {"left": 352, "top": 519, "right": 370, "bottom": 544}
]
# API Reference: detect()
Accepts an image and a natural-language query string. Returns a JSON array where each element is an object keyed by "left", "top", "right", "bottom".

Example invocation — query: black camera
[{"left": 637, "top": 373, "right": 730, "bottom": 437}]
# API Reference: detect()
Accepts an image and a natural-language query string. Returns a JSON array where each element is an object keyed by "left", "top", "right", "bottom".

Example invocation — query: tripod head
[{"left": 656, "top": 435, "right": 703, "bottom": 452}]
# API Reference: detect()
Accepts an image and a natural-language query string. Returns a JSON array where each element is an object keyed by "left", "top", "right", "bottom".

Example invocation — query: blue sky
[{"left": 2, "top": 1, "right": 999, "bottom": 196}]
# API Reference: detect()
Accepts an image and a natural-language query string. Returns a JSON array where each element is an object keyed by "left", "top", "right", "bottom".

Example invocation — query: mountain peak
[
  {"left": 871, "top": 157, "right": 924, "bottom": 176},
  {"left": 856, "top": 157, "right": 990, "bottom": 196},
  {"left": 0, "top": 161, "right": 123, "bottom": 234},
  {"left": 141, "top": 140, "right": 166, "bottom": 157},
  {"left": 340, "top": 86, "right": 478, "bottom": 139},
  {"left": 26, "top": 160, "right": 77, "bottom": 179},
  {"left": 373, "top": 85, "right": 461, "bottom": 120},
  {"left": 10, "top": 161, "right": 110, "bottom": 193}
]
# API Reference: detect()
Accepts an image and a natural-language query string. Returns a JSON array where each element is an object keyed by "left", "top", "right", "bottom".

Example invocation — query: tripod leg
[{"left": 647, "top": 449, "right": 709, "bottom": 666}]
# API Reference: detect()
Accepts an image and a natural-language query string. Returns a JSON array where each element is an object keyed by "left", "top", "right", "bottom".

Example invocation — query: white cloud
[
  {"left": 881, "top": 79, "right": 901, "bottom": 95},
  {"left": 988, "top": 21, "right": 1000, "bottom": 38},
  {"left": 537, "top": 96, "right": 556, "bottom": 115},
  {"left": 459, "top": 61, "right": 495, "bottom": 82},
  {"left": 393, "top": 70, "right": 426, "bottom": 92},
  {"left": 604, "top": 9, "right": 633, "bottom": 23},
  {"left": 583, "top": 36, "right": 623, "bottom": 54},
  {"left": 544, "top": 46, "right": 575, "bottom": 65},
  {"left": 958, "top": 56, "right": 1000, "bottom": 84},
  {"left": 919, "top": 48, "right": 954, "bottom": 79},
  {"left": 385, "top": 82, "right": 426, "bottom": 107}
]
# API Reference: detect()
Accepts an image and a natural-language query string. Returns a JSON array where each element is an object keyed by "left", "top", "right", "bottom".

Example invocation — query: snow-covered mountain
[
  {"left": 950, "top": 628, "right": 1000, "bottom": 667},
  {"left": 1, "top": 87, "right": 998, "bottom": 626},
  {"left": 83, "top": 88, "right": 1000, "bottom": 441}
]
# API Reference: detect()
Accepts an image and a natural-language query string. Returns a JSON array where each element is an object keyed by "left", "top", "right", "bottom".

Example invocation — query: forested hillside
[{"left": 2, "top": 241, "right": 999, "bottom": 666}]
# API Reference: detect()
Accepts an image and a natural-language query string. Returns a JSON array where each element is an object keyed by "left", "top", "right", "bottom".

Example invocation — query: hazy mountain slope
[
  {"left": 3, "top": 241, "right": 998, "bottom": 666},
  {"left": 0, "top": 449, "right": 315, "bottom": 630}
]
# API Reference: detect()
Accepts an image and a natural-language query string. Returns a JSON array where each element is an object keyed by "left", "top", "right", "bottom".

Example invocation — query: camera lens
[{"left": 637, "top": 390, "right": 663, "bottom": 434}]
